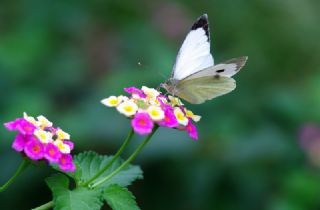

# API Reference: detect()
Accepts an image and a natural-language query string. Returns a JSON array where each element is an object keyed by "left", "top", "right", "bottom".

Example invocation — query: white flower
[
  {"left": 168, "top": 95, "right": 184, "bottom": 106},
  {"left": 101, "top": 95, "right": 124, "bottom": 107},
  {"left": 23, "top": 112, "right": 41, "bottom": 127},
  {"left": 120, "top": 96, "right": 129, "bottom": 101},
  {"left": 149, "top": 98, "right": 161, "bottom": 106},
  {"left": 34, "top": 129, "right": 53, "bottom": 144},
  {"left": 37, "top": 115, "right": 53, "bottom": 128},
  {"left": 174, "top": 107, "right": 188, "bottom": 126},
  {"left": 54, "top": 139, "right": 71, "bottom": 154},
  {"left": 117, "top": 100, "right": 138, "bottom": 117},
  {"left": 142, "top": 86, "right": 160, "bottom": 99},
  {"left": 132, "top": 94, "right": 142, "bottom": 99},
  {"left": 147, "top": 106, "right": 165, "bottom": 121},
  {"left": 56, "top": 128, "right": 70, "bottom": 140},
  {"left": 185, "top": 109, "right": 201, "bottom": 122}
]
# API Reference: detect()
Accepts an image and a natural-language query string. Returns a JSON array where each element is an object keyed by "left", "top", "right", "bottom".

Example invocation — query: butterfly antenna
[
  {"left": 155, "top": 70, "right": 169, "bottom": 90},
  {"left": 157, "top": 71, "right": 168, "bottom": 80},
  {"left": 136, "top": 60, "right": 169, "bottom": 91}
]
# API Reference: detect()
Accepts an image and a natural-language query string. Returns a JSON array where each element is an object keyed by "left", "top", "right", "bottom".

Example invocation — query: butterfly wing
[
  {"left": 172, "top": 14, "right": 214, "bottom": 80},
  {"left": 173, "top": 57, "right": 247, "bottom": 104},
  {"left": 165, "top": 14, "right": 247, "bottom": 104},
  {"left": 184, "top": 56, "right": 247, "bottom": 80},
  {"left": 174, "top": 76, "right": 236, "bottom": 104}
]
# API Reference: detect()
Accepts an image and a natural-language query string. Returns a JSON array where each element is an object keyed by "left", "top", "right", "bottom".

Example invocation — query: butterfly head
[{"left": 160, "top": 78, "right": 179, "bottom": 95}]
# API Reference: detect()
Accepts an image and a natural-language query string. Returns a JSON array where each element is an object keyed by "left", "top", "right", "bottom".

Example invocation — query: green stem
[
  {"left": 91, "top": 125, "right": 158, "bottom": 189},
  {"left": 81, "top": 128, "right": 135, "bottom": 187},
  {"left": 31, "top": 201, "right": 54, "bottom": 210},
  {"left": 30, "top": 128, "right": 136, "bottom": 210},
  {"left": 0, "top": 158, "right": 30, "bottom": 192}
]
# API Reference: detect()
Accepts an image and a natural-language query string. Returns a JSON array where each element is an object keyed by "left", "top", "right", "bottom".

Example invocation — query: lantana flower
[
  {"left": 4, "top": 113, "right": 76, "bottom": 172},
  {"left": 174, "top": 107, "right": 189, "bottom": 126},
  {"left": 117, "top": 100, "right": 139, "bottom": 117},
  {"left": 101, "top": 86, "right": 201, "bottom": 140},
  {"left": 101, "top": 96, "right": 125, "bottom": 107},
  {"left": 147, "top": 106, "right": 165, "bottom": 121},
  {"left": 131, "top": 112, "right": 154, "bottom": 135}
]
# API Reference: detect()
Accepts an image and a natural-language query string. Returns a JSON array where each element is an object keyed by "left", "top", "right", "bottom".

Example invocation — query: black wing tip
[{"left": 191, "top": 14, "right": 209, "bottom": 38}]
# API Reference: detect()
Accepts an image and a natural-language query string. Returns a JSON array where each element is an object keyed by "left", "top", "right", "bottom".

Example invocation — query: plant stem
[
  {"left": 91, "top": 125, "right": 158, "bottom": 189},
  {"left": 31, "top": 201, "right": 54, "bottom": 210},
  {"left": 81, "top": 128, "right": 135, "bottom": 187},
  {"left": 30, "top": 128, "right": 136, "bottom": 210},
  {"left": 0, "top": 158, "right": 30, "bottom": 192}
]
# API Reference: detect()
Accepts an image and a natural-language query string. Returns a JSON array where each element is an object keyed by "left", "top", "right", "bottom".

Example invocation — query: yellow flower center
[
  {"left": 186, "top": 110, "right": 193, "bottom": 118},
  {"left": 124, "top": 106, "right": 133, "bottom": 112},
  {"left": 110, "top": 99, "right": 118, "bottom": 105},
  {"left": 151, "top": 110, "right": 159, "bottom": 117},
  {"left": 57, "top": 130, "right": 69, "bottom": 140},
  {"left": 39, "top": 133, "right": 46, "bottom": 140},
  {"left": 177, "top": 112, "right": 185, "bottom": 121},
  {"left": 57, "top": 142, "right": 65, "bottom": 150}
]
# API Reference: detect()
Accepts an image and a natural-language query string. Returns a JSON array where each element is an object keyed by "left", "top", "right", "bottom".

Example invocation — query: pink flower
[
  {"left": 4, "top": 118, "right": 36, "bottom": 135},
  {"left": 12, "top": 134, "right": 28, "bottom": 152},
  {"left": 158, "top": 109, "right": 179, "bottom": 128},
  {"left": 124, "top": 87, "right": 146, "bottom": 98},
  {"left": 105, "top": 86, "right": 202, "bottom": 140},
  {"left": 44, "top": 143, "right": 61, "bottom": 163},
  {"left": 186, "top": 119, "right": 198, "bottom": 140},
  {"left": 63, "top": 140, "right": 74, "bottom": 151},
  {"left": 4, "top": 119, "right": 19, "bottom": 131},
  {"left": 157, "top": 97, "right": 172, "bottom": 111},
  {"left": 17, "top": 120, "right": 36, "bottom": 135},
  {"left": 59, "top": 154, "right": 76, "bottom": 172},
  {"left": 24, "top": 137, "right": 45, "bottom": 160},
  {"left": 157, "top": 94, "right": 168, "bottom": 100},
  {"left": 5, "top": 114, "right": 76, "bottom": 172},
  {"left": 131, "top": 112, "right": 154, "bottom": 135}
]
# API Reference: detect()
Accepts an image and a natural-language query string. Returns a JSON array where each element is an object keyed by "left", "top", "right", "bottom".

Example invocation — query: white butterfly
[{"left": 161, "top": 14, "right": 247, "bottom": 104}]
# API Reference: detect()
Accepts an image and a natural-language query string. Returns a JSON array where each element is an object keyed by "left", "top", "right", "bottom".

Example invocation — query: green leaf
[
  {"left": 73, "top": 151, "right": 143, "bottom": 188},
  {"left": 50, "top": 162, "right": 82, "bottom": 180},
  {"left": 46, "top": 174, "right": 103, "bottom": 210},
  {"left": 103, "top": 184, "right": 140, "bottom": 210}
]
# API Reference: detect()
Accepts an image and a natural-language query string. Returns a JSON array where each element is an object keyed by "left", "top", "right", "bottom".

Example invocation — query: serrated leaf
[
  {"left": 46, "top": 174, "right": 103, "bottom": 210},
  {"left": 104, "top": 184, "right": 140, "bottom": 210},
  {"left": 73, "top": 151, "right": 143, "bottom": 188}
]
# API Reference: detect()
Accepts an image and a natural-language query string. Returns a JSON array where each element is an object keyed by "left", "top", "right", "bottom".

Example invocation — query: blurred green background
[{"left": 1, "top": 0, "right": 320, "bottom": 209}]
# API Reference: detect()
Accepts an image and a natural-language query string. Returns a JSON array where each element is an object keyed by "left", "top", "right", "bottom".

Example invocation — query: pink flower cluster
[
  {"left": 4, "top": 113, "right": 76, "bottom": 172},
  {"left": 101, "top": 86, "right": 201, "bottom": 140}
]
